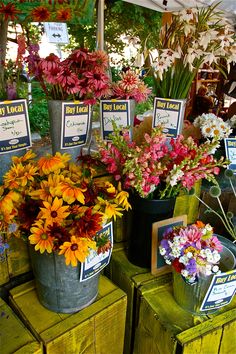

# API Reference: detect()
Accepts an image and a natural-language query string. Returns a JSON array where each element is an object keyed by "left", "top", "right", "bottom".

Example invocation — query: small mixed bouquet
[{"left": 159, "top": 221, "right": 223, "bottom": 284}]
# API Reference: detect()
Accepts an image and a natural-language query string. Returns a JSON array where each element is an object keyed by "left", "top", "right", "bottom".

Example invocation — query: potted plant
[
  {"left": 24, "top": 46, "right": 111, "bottom": 158},
  {"left": 150, "top": 4, "right": 235, "bottom": 99},
  {"left": 95, "top": 122, "right": 229, "bottom": 268},
  {"left": 100, "top": 69, "right": 151, "bottom": 139},
  {"left": 0, "top": 150, "right": 130, "bottom": 313},
  {"left": 159, "top": 221, "right": 235, "bottom": 314}
]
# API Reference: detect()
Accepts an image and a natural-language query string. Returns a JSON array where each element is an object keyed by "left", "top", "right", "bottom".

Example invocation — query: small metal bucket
[
  {"left": 29, "top": 246, "right": 99, "bottom": 313},
  {"left": 173, "top": 243, "right": 236, "bottom": 315}
]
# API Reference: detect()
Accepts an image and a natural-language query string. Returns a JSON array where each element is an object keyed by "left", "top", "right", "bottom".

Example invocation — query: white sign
[{"left": 44, "top": 22, "right": 69, "bottom": 44}]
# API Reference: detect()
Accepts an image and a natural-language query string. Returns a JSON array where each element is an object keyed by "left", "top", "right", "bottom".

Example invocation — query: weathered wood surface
[
  {"left": 9, "top": 275, "right": 127, "bottom": 354},
  {"left": 0, "top": 298, "right": 42, "bottom": 354}
]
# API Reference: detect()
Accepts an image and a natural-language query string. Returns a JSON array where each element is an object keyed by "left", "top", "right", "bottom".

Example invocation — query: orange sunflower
[
  {"left": 29, "top": 223, "right": 54, "bottom": 253},
  {"left": 30, "top": 174, "right": 64, "bottom": 202},
  {"left": 59, "top": 236, "right": 96, "bottom": 266},
  {"left": 11, "top": 150, "right": 36, "bottom": 164},
  {"left": 31, "top": 6, "right": 51, "bottom": 22},
  {"left": 40, "top": 197, "right": 70, "bottom": 226},
  {"left": 3, "top": 163, "right": 38, "bottom": 190},
  {"left": 56, "top": 180, "right": 87, "bottom": 204},
  {"left": 38, "top": 152, "right": 71, "bottom": 175},
  {"left": 56, "top": 8, "right": 72, "bottom": 21}
]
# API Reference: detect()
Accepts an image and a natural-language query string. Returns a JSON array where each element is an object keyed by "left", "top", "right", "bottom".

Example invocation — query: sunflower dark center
[
  {"left": 71, "top": 243, "right": 78, "bottom": 251},
  {"left": 41, "top": 233, "right": 48, "bottom": 240},
  {"left": 51, "top": 211, "right": 58, "bottom": 218}
]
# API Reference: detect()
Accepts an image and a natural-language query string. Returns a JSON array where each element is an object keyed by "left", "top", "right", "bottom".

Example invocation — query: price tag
[{"left": 0, "top": 99, "right": 31, "bottom": 154}]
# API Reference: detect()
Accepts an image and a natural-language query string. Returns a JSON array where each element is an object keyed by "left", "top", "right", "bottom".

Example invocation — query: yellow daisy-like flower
[
  {"left": 115, "top": 190, "right": 131, "bottom": 211},
  {"left": 29, "top": 224, "right": 53, "bottom": 253},
  {"left": 4, "top": 163, "right": 38, "bottom": 190},
  {"left": 59, "top": 236, "right": 97, "bottom": 266},
  {"left": 30, "top": 174, "right": 64, "bottom": 202},
  {"left": 56, "top": 180, "right": 86, "bottom": 204},
  {"left": 11, "top": 150, "right": 36, "bottom": 164},
  {"left": 38, "top": 152, "right": 71, "bottom": 175},
  {"left": 95, "top": 196, "right": 123, "bottom": 221},
  {"left": 66, "top": 162, "right": 83, "bottom": 182},
  {"left": 40, "top": 197, "right": 70, "bottom": 226}
]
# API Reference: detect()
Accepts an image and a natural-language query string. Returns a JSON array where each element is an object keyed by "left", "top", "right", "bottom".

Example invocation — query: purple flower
[{"left": 185, "top": 258, "right": 197, "bottom": 274}]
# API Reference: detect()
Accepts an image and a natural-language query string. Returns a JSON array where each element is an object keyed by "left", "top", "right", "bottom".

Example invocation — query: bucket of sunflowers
[
  {"left": 159, "top": 221, "right": 236, "bottom": 315},
  {"left": 0, "top": 150, "right": 130, "bottom": 313}
]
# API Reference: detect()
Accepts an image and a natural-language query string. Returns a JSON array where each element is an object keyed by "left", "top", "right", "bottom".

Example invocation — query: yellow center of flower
[
  {"left": 0, "top": 214, "right": 4, "bottom": 220},
  {"left": 41, "top": 233, "right": 48, "bottom": 240}
]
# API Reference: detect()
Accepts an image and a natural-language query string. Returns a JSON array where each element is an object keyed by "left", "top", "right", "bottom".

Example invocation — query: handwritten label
[
  {"left": 61, "top": 102, "right": 90, "bottom": 149},
  {"left": 0, "top": 99, "right": 31, "bottom": 154},
  {"left": 100, "top": 100, "right": 131, "bottom": 140},
  {"left": 80, "top": 222, "right": 113, "bottom": 281},
  {"left": 224, "top": 138, "right": 236, "bottom": 174},
  {"left": 153, "top": 97, "right": 185, "bottom": 138},
  {"left": 200, "top": 269, "right": 236, "bottom": 311}
]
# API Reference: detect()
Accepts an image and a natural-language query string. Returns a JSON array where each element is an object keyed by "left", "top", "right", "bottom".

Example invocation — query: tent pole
[{"left": 96, "top": 0, "right": 105, "bottom": 51}]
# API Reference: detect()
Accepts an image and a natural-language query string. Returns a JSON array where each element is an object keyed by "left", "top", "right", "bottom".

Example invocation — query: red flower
[
  {"left": 0, "top": 2, "right": 20, "bottom": 21},
  {"left": 72, "top": 208, "right": 103, "bottom": 239},
  {"left": 172, "top": 259, "right": 185, "bottom": 273},
  {"left": 56, "top": 8, "right": 71, "bottom": 21},
  {"left": 31, "top": 6, "right": 51, "bottom": 22}
]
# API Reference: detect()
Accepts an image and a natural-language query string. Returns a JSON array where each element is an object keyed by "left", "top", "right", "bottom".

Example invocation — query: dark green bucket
[{"left": 29, "top": 246, "right": 99, "bottom": 313}]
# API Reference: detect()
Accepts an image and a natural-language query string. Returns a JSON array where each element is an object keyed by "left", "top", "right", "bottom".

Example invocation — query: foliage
[
  {"left": 159, "top": 221, "right": 223, "bottom": 284},
  {"left": 151, "top": 4, "right": 236, "bottom": 99},
  {"left": 96, "top": 122, "right": 228, "bottom": 199},
  {"left": 0, "top": 150, "right": 130, "bottom": 266},
  {"left": 28, "top": 85, "right": 49, "bottom": 136}
]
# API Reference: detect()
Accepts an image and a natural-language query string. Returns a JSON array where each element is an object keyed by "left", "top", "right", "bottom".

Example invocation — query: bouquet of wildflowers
[
  {"left": 0, "top": 150, "right": 130, "bottom": 266},
  {"left": 110, "top": 69, "right": 151, "bottom": 103},
  {"left": 193, "top": 113, "right": 232, "bottom": 141},
  {"left": 25, "top": 46, "right": 111, "bottom": 104},
  {"left": 159, "top": 221, "right": 223, "bottom": 284},
  {"left": 96, "top": 122, "right": 228, "bottom": 199},
  {"left": 151, "top": 4, "right": 236, "bottom": 98}
]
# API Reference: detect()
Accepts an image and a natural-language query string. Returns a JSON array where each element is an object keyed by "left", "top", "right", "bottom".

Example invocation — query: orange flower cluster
[{"left": 0, "top": 150, "right": 130, "bottom": 266}]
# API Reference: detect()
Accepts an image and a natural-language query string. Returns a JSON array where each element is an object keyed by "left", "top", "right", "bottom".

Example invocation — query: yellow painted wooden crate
[
  {"left": 104, "top": 249, "right": 172, "bottom": 354},
  {"left": 0, "top": 236, "right": 31, "bottom": 286},
  {"left": 133, "top": 276, "right": 236, "bottom": 354},
  {"left": 9, "top": 275, "right": 127, "bottom": 354},
  {"left": 174, "top": 180, "right": 202, "bottom": 224},
  {"left": 0, "top": 298, "right": 42, "bottom": 354}
]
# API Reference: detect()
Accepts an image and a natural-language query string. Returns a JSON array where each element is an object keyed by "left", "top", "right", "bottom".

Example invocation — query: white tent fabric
[{"left": 123, "top": 0, "right": 236, "bottom": 15}]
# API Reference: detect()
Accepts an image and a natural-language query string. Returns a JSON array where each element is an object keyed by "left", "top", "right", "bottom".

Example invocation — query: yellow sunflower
[
  {"left": 115, "top": 190, "right": 131, "bottom": 211},
  {"left": 11, "top": 150, "right": 36, "bottom": 164},
  {"left": 38, "top": 152, "right": 71, "bottom": 175},
  {"left": 59, "top": 236, "right": 97, "bottom": 266},
  {"left": 55, "top": 179, "right": 86, "bottom": 204},
  {"left": 95, "top": 197, "right": 124, "bottom": 221},
  {"left": 29, "top": 223, "right": 53, "bottom": 253},
  {"left": 40, "top": 197, "right": 70, "bottom": 226},
  {"left": 30, "top": 174, "right": 64, "bottom": 202},
  {"left": 3, "top": 163, "right": 38, "bottom": 189}
]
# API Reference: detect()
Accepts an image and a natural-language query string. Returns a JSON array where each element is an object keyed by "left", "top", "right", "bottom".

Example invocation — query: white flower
[
  {"left": 200, "top": 249, "right": 206, "bottom": 258},
  {"left": 212, "top": 265, "right": 219, "bottom": 273},
  {"left": 186, "top": 252, "right": 193, "bottom": 259},
  {"left": 170, "top": 246, "right": 181, "bottom": 258},
  {"left": 159, "top": 247, "right": 166, "bottom": 256},
  {"left": 165, "top": 259, "right": 172, "bottom": 265},
  {"left": 179, "top": 255, "right": 188, "bottom": 265},
  {"left": 181, "top": 269, "right": 189, "bottom": 278}
]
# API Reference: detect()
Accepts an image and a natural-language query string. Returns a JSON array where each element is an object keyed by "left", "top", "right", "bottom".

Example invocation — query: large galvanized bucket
[
  {"left": 29, "top": 246, "right": 99, "bottom": 313},
  {"left": 173, "top": 242, "right": 236, "bottom": 315}
]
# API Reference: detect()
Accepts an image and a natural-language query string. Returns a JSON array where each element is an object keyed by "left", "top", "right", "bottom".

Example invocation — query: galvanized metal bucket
[
  {"left": 29, "top": 246, "right": 99, "bottom": 313},
  {"left": 173, "top": 242, "right": 236, "bottom": 315}
]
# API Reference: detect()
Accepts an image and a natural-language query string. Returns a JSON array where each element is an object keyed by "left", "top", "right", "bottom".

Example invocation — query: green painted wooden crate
[
  {"left": 133, "top": 276, "right": 236, "bottom": 354},
  {"left": 9, "top": 275, "right": 127, "bottom": 354},
  {"left": 0, "top": 298, "right": 42, "bottom": 354},
  {"left": 104, "top": 249, "right": 172, "bottom": 354}
]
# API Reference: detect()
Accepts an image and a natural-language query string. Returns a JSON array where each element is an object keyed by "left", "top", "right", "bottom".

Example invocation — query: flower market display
[
  {"left": 24, "top": 47, "right": 111, "bottom": 104},
  {"left": 96, "top": 122, "right": 229, "bottom": 199},
  {"left": 151, "top": 4, "right": 236, "bottom": 98},
  {"left": 159, "top": 221, "right": 223, "bottom": 284},
  {"left": 0, "top": 150, "right": 130, "bottom": 267}
]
